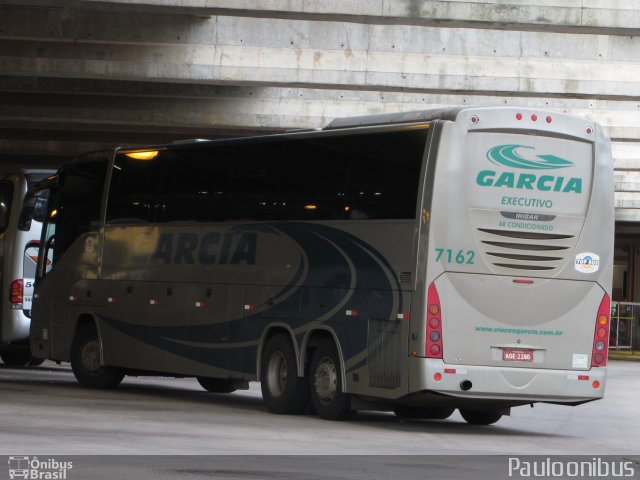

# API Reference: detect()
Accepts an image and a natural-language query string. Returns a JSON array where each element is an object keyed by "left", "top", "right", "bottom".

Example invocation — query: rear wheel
[
  {"left": 394, "top": 406, "right": 455, "bottom": 420},
  {"left": 70, "top": 323, "right": 124, "bottom": 389},
  {"left": 459, "top": 408, "right": 503, "bottom": 425},
  {"left": 309, "top": 341, "right": 351, "bottom": 420},
  {"left": 260, "top": 333, "right": 309, "bottom": 414}
]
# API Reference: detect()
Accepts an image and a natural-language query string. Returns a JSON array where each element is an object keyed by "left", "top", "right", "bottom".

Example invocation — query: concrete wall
[{"left": 1, "top": 1, "right": 639, "bottom": 219}]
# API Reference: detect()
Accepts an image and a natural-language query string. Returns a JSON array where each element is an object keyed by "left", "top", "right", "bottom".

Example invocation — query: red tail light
[
  {"left": 591, "top": 292, "right": 610, "bottom": 367},
  {"left": 426, "top": 282, "right": 443, "bottom": 359},
  {"left": 10, "top": 279, "right": 24, "bottom": 308}
]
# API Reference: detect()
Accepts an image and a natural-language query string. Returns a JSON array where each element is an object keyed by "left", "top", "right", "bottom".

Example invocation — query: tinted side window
[
  {"left": 277, "top": 136, "right": 350, "bottom": 220},
  {"left": 118, "top": 128, "right": 427, "bottom": 224},
  {"left": 156, "top": 143, "right": 279, "bottom": 223},
  {"left": 55, "top": 158, "right": 109, "bottom": 259},
  {"left": 346, "top": 129, "right": 427, "bottom": 219},
  {"left": 106, "top": 153, "right": 158, "bottom": 223}
]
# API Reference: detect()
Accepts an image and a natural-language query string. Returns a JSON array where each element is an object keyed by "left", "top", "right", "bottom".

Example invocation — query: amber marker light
[
  {"left": 125, "top": 150, "right": 159, "bottom": 160},
  {"left": 304, "top": 204, "right": 318, "bottom": 210}
]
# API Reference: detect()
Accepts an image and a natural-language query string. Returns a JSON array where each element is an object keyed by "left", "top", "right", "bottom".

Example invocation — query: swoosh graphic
[{"left": 487, "top": 144, "right": 574, "bottom": 170}]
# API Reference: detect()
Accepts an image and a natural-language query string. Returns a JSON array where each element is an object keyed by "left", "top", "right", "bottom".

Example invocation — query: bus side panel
[{"left": 93, "top": 221, "right": 416, "bottom": 395}]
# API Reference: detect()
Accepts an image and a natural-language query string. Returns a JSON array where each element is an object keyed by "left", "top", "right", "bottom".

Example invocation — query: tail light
[
  {"left": 10, "top": 279, "right": 24, "bottom": 309},
  {"left": 591, "top": 292, "right": 610, "bottom": 367},
  {"left": 426, "top": 282, "right": 443, "bottom": 359}
]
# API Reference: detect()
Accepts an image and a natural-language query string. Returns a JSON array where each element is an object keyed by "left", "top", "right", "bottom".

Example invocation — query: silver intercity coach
[{"left": 29, "top": 107, "right": 614, "bottom": 425}]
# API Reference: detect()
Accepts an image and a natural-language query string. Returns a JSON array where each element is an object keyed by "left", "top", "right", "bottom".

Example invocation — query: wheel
[
  {"left": 0, "top": 348, "right": 33, "bottom": 367},
  {"left": 70, "top": 323, "right": 124, "bottom": 389},
  {"left": 28, "top": 357, "right": 45, "bottom": 367},
  {"left": 0, "top": 349, "right": 46, "bottom": 367},
  {"left": 260, "top": 333, "right": 309, "bottom": 414},
  {"left": 459, "top": 408, "right": 503, "bottom": 425},
  {"left": 309, "top": 341, "right": 351, "bottom": 420},
  {"left": 197, "top": 377, "right": 243, "bottom": 393},
  {"left": 394, "top": 406, "right": 455, "bottom": 420}
]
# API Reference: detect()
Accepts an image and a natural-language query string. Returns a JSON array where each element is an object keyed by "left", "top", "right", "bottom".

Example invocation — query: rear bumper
[{"left": 409, "top": 357, "right": 606, "bottom": 404}]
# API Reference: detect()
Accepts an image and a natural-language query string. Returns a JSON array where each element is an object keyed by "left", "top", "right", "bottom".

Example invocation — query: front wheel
[
  {"left": 459, "top": 408, "right": 503, "bottom": 425},
  {"left": 260, "top": 334, "right": 309, "bottom": 414},
  {"left": 309, "top": 341, "right": 351, "bottom": 420},
  {"left": 70, "top": 323, "right": 124, "bottom": 389}
]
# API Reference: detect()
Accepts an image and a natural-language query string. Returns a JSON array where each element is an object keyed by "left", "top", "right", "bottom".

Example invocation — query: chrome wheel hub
[{"left": 314, "top": 357, "right": 337, "bottom": 405}]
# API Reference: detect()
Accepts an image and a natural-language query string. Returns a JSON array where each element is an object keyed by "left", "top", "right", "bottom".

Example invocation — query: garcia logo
[
  {"left": 477, "top": 144, "right": 582, "bottom": 194},
  {"left": 575, "top": 252, "right": 600, "bottom": 274},
  {"left": 487, "top": 144, "right": 574, "bottom": 170}
]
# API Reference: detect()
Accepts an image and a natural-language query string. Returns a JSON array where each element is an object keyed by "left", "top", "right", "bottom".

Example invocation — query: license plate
[{"left": 502, "top": 348, "right": 533, "bottom": 362}]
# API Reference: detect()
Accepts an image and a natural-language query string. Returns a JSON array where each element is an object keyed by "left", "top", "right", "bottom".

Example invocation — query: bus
[
  {"left": 0, "top": 169, "right": 53, "bottom": 366},
  {"left": 29, "top": 107, "right": 613, "bottom": 424}
]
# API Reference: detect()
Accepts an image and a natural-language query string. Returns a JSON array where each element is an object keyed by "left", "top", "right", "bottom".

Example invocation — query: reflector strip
[
  {"left": 396, "top": 313, "right": 410, "bottom": 320},
  {"left": 444, "top": 368, "right": 456, "bottom": 374},
  {"left": 195, "top": 302, "right": 205, "bottom": 308},
  {"left": 69, "top": 295, "right": 78, "bottom": 302},
  {"left": 578, "top": 375, "right": 590, "bottom": 381},
  {"left": 244, "top": 304, "right": 255, "bottom": 311},
  {"left": 149, "top": 299, "right": 159, "bottom": 305},
  {"left": 107, "top": 297, "right": 115, "bottom": 304},
  {"left": 346, "top": 309, "right": 358, "bottom": 317}
]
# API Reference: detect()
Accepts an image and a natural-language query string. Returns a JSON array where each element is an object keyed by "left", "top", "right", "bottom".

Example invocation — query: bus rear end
[{"left": 410, "top": 108, "right": 613, "bottom": 418}]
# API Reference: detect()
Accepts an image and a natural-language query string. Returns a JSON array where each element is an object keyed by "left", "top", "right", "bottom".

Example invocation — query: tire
[
  {"left": 0, "top": 348, "right": 33, "bottom": 367},
  {"left": 459, "top": 408, "right": 503, "bottom": 425},
  {"left": 309, "top": 341, "right": 351, "bottom": 420},
  {"left": 28, "top": 357, "right": 45, "bottom": 367},
  {"left": 260, "top": 333, "right": 309, "bottom": 414},
  {"left": 70, "top": 323, "right": 124, "bottom": 389},
  {"left": 197, "top": 377, "right": 242, "bottom": 393},
  {"left": 394, "top": 406, "right": 455, "bottom": 420}
]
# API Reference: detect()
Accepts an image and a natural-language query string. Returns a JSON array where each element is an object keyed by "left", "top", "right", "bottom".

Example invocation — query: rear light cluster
[
  {"left": 426, "top": 282, "right": 443, "bottom": 359},
  {"left": 592, "top": 293, "right": 610, "bottom": 367},
  {"left": 10, "top": 279, "right": 23, "bottom": 309}
]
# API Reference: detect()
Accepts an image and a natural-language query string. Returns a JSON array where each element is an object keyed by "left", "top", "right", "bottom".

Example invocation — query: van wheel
[
  {"left": 197, "top": 377, "right": 241, "bottom": 393},
  {"left": 394, "top": 406, "right": 455, "bottom": 420},
  {"left": 309, "top": 341, "right": 351, "bottom": 420},
  {"left": 459, "top": 408, "right": 503, "bottom": 425},
  {"left": 260, "top": 334, "right": 309, "bottom": 414},
  {"left": 0, "top": 348, "right": 33, "bottom": 367},
  {"left": 70, "top": 323, "right": 124, "bottom": 389}
]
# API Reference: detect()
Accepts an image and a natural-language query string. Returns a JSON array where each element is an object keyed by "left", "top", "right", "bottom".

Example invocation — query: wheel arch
[{"left": 256, "top": 323, "right": 300, "bottom": 381}]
